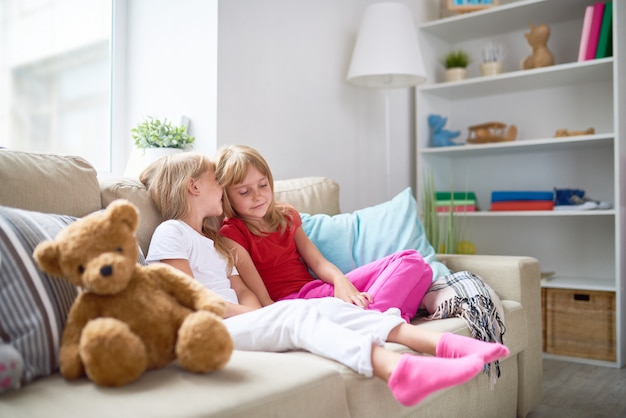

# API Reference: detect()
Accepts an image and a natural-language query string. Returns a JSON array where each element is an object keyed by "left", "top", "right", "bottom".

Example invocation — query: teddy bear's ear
[
  {"left": 33, "top": 241, "right": 64, "bottom": 276},
  {"left": 107, "top": 200, "right": 139, "bottom": 233}
]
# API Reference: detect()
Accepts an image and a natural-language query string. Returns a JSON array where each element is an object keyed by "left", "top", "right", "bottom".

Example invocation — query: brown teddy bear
[{"left": 33, "top": 200, "right": 233, "bottom": 387}]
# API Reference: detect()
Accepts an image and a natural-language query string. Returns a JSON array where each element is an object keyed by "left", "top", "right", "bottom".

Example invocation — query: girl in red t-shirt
[{"left": 217, "top": 145, "right": 432, "bottom": 322}]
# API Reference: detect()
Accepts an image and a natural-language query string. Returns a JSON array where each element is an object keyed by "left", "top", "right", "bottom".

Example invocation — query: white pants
[{"left": 224, "top": 298, "right": 405, "bottom": 377}]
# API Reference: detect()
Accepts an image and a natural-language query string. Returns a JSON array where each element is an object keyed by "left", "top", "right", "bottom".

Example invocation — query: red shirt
[{"left": 219, "top": 210, "right": 314, "bottom": 300}]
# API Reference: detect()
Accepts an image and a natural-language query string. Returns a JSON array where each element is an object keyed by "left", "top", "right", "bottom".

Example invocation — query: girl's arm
[
  {"left": 293, "top": 227, "right": 372, "bottom": 308},
  {"left": 229, "top": 274, "right": 263, "bottom": 313},
  {"left": 223, "top": 237, "right": 275, "bottom": 306},
  {"left": 158, "top": 258, "right": 255, "bottom": 318}
]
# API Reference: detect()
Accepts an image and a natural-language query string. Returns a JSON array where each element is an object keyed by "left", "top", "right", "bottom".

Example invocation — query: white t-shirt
[{"left": 146, "top": 219, "right": 239, "bottom": 304}]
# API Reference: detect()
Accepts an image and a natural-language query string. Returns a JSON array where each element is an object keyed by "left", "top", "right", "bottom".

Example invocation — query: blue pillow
[{"left": 301, "top": 187, "right": 450, "bottom": 281}]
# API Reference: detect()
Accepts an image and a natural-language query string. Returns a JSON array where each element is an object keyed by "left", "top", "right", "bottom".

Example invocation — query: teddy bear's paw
[
  {"left": 176, "top": 311, "right": 234, "bottom": 373},
  {"left": 59, "top": 344, "right": 85, "bottom": 380},
  {"left": 196, "top": 294, "right": 227, "bottom": 317},
  {"left": 80, "top": 318, "right": 148, "bottom": 387}
]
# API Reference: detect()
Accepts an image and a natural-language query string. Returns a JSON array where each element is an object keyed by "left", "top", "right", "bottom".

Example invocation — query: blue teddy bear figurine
[{"left": 428, "top": 114, "right": 462, "bottom": 147}]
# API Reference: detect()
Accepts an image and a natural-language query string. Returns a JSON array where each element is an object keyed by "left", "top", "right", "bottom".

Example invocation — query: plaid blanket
[{"left": 420, "top": 271, "right": 506, "bottom": 388}]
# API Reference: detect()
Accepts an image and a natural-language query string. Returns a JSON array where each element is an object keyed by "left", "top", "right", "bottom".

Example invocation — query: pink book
[
  {"left": 585, "top": 2, "right": 605, "bottom": 60},
  {"left": 578, "top": 5, "right": 594, "bottom": 61}
]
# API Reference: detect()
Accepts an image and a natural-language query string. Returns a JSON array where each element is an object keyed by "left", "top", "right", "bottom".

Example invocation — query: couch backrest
[
  {"left": 0, "top": 150, "right": 341, "bottom": 257},
  {"left": 99, "top": 176, "right": 162, "bottom": 256},
  {"left": 274, "top": 176, "right": 340, "bottom": 216},
  {"left": 0, "top": 150, "right": 101, "bottom": 217}
]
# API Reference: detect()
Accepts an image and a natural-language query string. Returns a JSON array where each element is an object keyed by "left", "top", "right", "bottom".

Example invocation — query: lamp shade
[{"left": 346, "top": 2, "right": 426, "bottom": 88}]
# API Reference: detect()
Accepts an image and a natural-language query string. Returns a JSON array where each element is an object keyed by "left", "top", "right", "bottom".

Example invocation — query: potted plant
[
  {"left": 480, "top": 41, "right": 503, "bottom": 76},
  {"left": 443, "top": 49, "right": 470, "bottom": 82},
  {"left": 125, "top": 116, "right": 195, "bottom": 178}
]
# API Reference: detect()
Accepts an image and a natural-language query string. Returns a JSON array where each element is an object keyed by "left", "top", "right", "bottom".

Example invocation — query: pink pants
[{"left": 285, "top": 249, "right": 432, "bottom": 322}]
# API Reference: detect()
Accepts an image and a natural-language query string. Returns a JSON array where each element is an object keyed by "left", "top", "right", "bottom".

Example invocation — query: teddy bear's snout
[
  {"left": 80, "top": 254, "right": 134, "bottom": 294},
  {"left": 100, "top": 265, "right": 113, "bottom": 277}
]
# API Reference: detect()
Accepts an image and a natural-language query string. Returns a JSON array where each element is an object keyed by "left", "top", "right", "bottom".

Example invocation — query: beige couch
[{"left": 0, "top": 150, "right": 542, "bottom": 418}]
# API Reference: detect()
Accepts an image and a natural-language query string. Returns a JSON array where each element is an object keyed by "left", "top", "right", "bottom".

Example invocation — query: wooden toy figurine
[
  {"left": 522, "top": 23, "right": 554, "bottom": 70},
  {"left": 466, "top": 122, "right": 517, "bottom": 144}
]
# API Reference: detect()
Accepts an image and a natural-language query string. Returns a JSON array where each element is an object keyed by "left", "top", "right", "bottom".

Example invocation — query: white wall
[
  {"left": 116, "top": 0, "right": 218, "bottom": 174},
  {"left": 218, "top": 0, "right": 438, "bottom": 211},
  {"left": 121, "top": 0, "right": 438, "bottom": 211}
]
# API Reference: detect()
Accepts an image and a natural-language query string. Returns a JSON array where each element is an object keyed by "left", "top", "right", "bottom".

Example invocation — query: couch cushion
[
  {"left": 99, "top": 177, "right": 162, "bottom": 257},
  {"left": 274, "top": 177, "right": 340, "bottom": 215},
  {"left": 0, "top": 205, "right": 78, "bottom": 388},
  {"left": 0, "top": 350, "right": 351, "bottom": 418},
  {"left": 0, "top": 150, "right": 101, "bottom": 218},
  {"left": 300, "top": 187, "right": 450, "bottom": 279}
]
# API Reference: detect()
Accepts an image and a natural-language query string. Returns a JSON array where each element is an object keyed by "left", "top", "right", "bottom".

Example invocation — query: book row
[
  {"left": 434, "top": 190, "right": 611, "bottom": 212},
  {"left": 578, "top": 1, "right": 613, "bottom": 61}
]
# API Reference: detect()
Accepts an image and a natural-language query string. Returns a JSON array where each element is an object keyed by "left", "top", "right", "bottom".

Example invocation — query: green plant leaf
[{"left": 131, "top": 115, "right": 196, "bottom": 149}]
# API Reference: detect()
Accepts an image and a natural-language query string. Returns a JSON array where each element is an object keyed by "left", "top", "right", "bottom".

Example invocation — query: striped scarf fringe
[{"left": 426, "top": 271, "right": 506, "bottom": 389}]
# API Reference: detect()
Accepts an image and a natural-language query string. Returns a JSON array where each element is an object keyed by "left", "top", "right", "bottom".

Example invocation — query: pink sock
[
  {"left": 388, "top": 353, "right": 483, "bottom": 406},
  {"left": 436, "top": 332, "right": 509, "bottom": 364}
]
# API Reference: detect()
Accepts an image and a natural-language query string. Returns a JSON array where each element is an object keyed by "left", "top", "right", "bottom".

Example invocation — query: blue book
[{"left": 491, "top": 190, "right": 554, "bottom": 202}]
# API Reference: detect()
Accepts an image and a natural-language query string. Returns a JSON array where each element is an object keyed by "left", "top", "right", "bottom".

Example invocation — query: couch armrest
[
  {"left": 436, "top": 254, "right": 539, "bottom": 305},
  {"left": 437, "top": 254, "right": 542, "bottom": 418}
]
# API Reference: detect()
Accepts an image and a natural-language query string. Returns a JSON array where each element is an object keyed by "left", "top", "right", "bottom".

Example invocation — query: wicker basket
[{"left": 543, "top": 288, "right": 616, "bottom": 362}]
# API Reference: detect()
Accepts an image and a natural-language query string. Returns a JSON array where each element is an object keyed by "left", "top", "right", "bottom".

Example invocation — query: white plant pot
[
  {"left": 480, "top": 62, "right": 503, "bottom": 76},
  {"left": 124, "top": 148, "right": 184, "bottom": 178},
  {"left": 445, "top": 68, "right": 467, "bottom": 82},
  {"left": 143, "top": 147, "right": 183, "bottom": 165}
]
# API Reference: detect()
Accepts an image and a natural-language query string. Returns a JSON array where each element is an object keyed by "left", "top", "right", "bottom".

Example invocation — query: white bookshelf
[{"left": 416, "top": 0, "right": 624, "bottom": 366}]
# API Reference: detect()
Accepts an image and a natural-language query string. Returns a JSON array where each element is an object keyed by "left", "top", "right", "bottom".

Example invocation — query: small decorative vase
[
  {"left": 445, "top": 67, "right": 467, "bottom": 82},
  {"left": 143, "top": 147, "right": 183, "bottom": 165},
  {"left": 480, "top": 62, "right": 502, "bottom": 76}
]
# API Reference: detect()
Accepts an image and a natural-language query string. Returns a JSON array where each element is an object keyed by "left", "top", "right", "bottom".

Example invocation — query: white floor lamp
[{"left": 346, "top": 2, "right": 426, "bottom": 198}]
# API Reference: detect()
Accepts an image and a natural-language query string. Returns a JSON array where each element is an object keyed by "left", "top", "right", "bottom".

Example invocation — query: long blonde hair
[
  {"left": 214, "top": 144, "right": 292, "bottom": 236},
  {"left": 139, "top": 152, "right": 235, "bottom": 271}
]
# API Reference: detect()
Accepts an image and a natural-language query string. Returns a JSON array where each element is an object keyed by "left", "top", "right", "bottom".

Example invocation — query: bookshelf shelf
[
  {"left": 421, "top": 133, "right": 613, "bottom": 157},
  {"left": 417, "top": 0, "right": 624, "bottom": 367},
  {"left": 421, "top": 0, "right": 599, "bottom": 42},
  {"left": 541, "top": 275, "right": 615, "bottom": 292},
  {"left": 442, "top": 209, "right": 615, "bottom": 218},
  {"left": 420, "top": 58, "right": 613, "bottom": 100}
]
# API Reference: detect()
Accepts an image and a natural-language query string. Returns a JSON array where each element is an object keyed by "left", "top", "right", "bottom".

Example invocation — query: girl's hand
[
  {"left": 333, "top": 276, "right": 373, "bottom": 308},
  {"left": 293, "top": 226, "right": 373, "bottom": 308}
]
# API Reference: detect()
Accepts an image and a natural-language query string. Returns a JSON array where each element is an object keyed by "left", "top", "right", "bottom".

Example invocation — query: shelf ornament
[
  {"left": 466, "top": 122, "right": 517, "bottom": 144},
  {"left": 522, "top": 23, "right": 555, "bottom": 70},
  {"left": 481, "top": 41, "right": 503, "bottom": 76},
  {"left": 429, "top": 114, "right": 462, "bottom": 147},
  {"left": 442, "top": 49, "right": 470, "bottom": 82}
]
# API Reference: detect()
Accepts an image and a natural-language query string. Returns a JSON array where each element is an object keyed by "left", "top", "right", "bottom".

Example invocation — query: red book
[
  {"left": 585, "top": 2, "right": 605, "bottom": 60},
  {"left": 490, "top": 201, "right": 554, "bottom": 211},
  {"left": 436, "top": 205, "right": 476, "bottom": 213},
  {"left": 595, "top": 1, "right": 613, "bottom": 59},
  {"left": 578, "top": 5, "right": 594, "bottom": 61}
]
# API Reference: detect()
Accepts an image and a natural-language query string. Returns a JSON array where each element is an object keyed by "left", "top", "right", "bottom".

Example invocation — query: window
[{"left": 0, "top": 0, "right": 112, "bottom": 172}]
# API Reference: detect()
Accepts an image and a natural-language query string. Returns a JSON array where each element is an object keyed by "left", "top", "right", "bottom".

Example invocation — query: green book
[
  {"left": 596, "top": 1, "right": 613, "bottom": 59},
  {"left": 435, "top": 191, "right": 477, "bottom": 201},
  {"left": 435, "top": 199, "right": 476, "bottom": 206}
]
